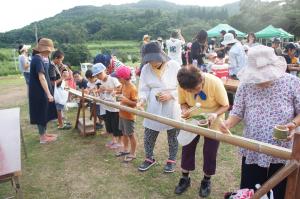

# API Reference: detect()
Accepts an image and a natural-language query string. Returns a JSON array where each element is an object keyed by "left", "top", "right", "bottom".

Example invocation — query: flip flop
[
  {"left": 124, "top": 154, "right": 136, "bottom": 162},
  {"left": 115, "top": 151, "right": 130, "bottom": 157}
]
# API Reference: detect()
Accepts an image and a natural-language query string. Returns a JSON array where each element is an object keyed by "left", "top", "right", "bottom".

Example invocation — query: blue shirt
[{"left": 229, "top": 42, "right": 247, "bottom": 76}]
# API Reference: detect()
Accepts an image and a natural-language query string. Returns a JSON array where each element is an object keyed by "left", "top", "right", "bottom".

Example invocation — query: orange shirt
[{"left": 119, "top": 83, "right": 138, "bottom": 120}]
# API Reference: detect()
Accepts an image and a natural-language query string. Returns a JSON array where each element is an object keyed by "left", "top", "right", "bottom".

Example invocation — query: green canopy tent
[
  {"left": 276, "top": 28, "right": 294, "bottom": 39},
  {"left": 255, "top": 25, "right": 285, "bottom": 39},
  {"left": 207, "top": 24, "right": 246, "bottom": 38}
]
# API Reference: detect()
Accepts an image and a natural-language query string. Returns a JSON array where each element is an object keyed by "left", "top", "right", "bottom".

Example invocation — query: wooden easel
[
  {"left": 0, "top": 172, "right": 23, "bottom": 199},
  {"left": 75, "top": 89, "right": 96, "bottom": 136}
]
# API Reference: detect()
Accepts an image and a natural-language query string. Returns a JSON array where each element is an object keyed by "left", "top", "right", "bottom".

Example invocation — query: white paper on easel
[{"left": 0, "top": 108, "right": 21, "bottom": 176}]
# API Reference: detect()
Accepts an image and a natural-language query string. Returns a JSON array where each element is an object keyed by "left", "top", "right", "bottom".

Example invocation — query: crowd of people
[{"left": 17, "top": 27, "right": 300, "bottom": 198}]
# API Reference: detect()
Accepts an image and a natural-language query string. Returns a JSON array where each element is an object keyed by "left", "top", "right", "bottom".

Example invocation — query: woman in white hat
[
  {"left": 18, "top": 44, "right": 31, "bottom": 85},
  {"left": 221, "top": 33, "right": 247, "bottom": 80},
  {"left": 220, "top": 45, "right": 300, "bottom": 198},
  {"left": 29, "top": 38, "right": 58, "bottom": 144}
]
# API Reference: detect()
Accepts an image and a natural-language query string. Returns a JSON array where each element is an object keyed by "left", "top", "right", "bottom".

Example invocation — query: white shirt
[
  {"left": 139, "top": 60, "right": 181, "bottom": 131},
  {"left": 166, "top": 38, "right": 185, "bottom": 65},
  {"left": 99, "top": 76, "right": 121, "bottom": 112}
]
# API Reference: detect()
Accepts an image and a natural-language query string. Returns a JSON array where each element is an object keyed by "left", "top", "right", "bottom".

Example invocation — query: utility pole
[{"left": 35, "top": 23, "right": 38, "bottom": 44}]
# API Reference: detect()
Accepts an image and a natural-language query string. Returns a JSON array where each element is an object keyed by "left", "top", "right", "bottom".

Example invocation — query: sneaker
[
  {"left": 138, "top": 158, "right": 156, "bottom": 171},
  {"left": 199, "top": 179, "right": 211, "bottom": 198},
  {"left": 175, "top": 177, "right": 191, "bottom": 195},
  {"left": 164, "top": 160, "right": 176, "bottom": 173},
  {"left": 96, "top": 123, "right": 103, "bottom": 130}
]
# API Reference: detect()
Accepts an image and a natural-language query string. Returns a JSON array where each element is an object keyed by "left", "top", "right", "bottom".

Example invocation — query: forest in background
[{"left": 0, "top": 0, "right": 299, "bottom": 48}]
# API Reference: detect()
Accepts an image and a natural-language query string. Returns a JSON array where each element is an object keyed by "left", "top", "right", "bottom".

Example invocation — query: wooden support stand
[
  {"left": 0, "top": 173, "right": 23, "bottom": 199},
  {"left": 253, "top": 132, "right": 300, "bottom": 199},
  {"left": 75, "top": 89, "right": 96, "bottom": 136}
]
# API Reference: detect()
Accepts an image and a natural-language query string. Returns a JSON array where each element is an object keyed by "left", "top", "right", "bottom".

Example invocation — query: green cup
[
  {"left": 197, "top": 119, "right": 209, "bottom": 128},
  {"left": 273, "top": 125, "right": 289, "bottom": 140}
]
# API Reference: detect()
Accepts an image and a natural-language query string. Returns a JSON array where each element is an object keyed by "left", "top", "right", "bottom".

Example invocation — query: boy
[
  {"left": 92, "top": 63, "right": 123, "bottom": 149},
  {"left": 114, "top": 66, "right": 138, "bottom": 162},
  {"left": 49, "top": 50, "right": 72, "bottom": 130},
  {"left": 85, "top": 69, "right": 104, "bottom": 130},
  {"left": 73, "top": 71, "right": 88, "bottom": 90}
]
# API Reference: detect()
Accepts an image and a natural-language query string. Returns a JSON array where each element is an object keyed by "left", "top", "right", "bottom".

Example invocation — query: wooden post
[
  {"left": 82, "top": 89, "right": 86, "bottom": 136},
  {"left": 285, "top": 132, "right": 300, "bottom": 199},
  {"left": 75, "top": 98, "right": 81, "bottom": 129},
  {"left": 20, "top": 127, "right": 27, "bottom": 159},
  {"left": 93, "top": 100, "right": 96, "bottom": 134},
  {"left": 252, "top": 161, "right": 298, "bottom": 199}
]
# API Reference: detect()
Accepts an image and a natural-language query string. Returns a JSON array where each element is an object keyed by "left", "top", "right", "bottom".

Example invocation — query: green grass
[{"left": 0, "top": 76, "right": 243, "bottom": 199}]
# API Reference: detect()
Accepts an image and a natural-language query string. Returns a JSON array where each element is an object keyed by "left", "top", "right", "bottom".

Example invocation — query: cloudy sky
[{"left": 0, "top": 0, "right": 241, "bottom": 33}]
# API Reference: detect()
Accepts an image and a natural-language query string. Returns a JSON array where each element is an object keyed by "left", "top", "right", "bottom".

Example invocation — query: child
[
  {"left": 49, "top": 50, "right": 72, "bottom": 130},
  {"left": 114, "top": 66, "right": 138, "bottom": 162},
  {"left": 92, "top": 63, "right": 123, "bottom": 149},
  {"left": 85, "top": 69, "right": 104, "bottom": 130}
]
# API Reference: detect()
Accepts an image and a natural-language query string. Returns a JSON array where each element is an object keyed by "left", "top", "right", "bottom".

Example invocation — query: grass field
[
  {"left": 0, "top": 41, "right": 141, "bottom": 77},
  {"left": 0, "top": 75, "right": 245, "bottom": 199}
]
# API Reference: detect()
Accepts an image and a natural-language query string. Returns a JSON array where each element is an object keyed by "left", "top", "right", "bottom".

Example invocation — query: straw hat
[
  {"left": 33, "top": 38, "right": 55, "bottom": 52},
  {"left": 237, "top": 45, "right": 287, "bottom": 84}
]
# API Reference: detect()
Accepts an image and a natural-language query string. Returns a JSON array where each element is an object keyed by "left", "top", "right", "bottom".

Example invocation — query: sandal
[
  {"left": 124, "top": 154, "right": 136, "bottom": 162},
  {"left": 58, "top": 124, "right": 72, "bottom": 130},
  {"left": 115, "top": 151, "right": 130, "bottom": 157},
  {"left": 45, "top": 133, "right": 58, "bottom": 138},
  {"left": 40, "top": 136, "right": 57, "bottom": 144}
]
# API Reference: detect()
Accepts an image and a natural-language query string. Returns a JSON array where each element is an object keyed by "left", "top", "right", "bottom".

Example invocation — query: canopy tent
[
  {"left": 255, "top": 25, "right": 294, "bottom": 39},
  {"left": 207, "top": 24, "right": 246, "bottom": 38},
  {"left": 276, "top": 28, "right": 294, "bottom": 39}
]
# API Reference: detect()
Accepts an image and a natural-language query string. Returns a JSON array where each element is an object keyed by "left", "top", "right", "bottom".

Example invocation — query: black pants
[
  {"left": 241, "top": 157, "right": 287, "bottom": 199},
  {"left": 103, "top": 111, "right": 122, "bottom": 137}
]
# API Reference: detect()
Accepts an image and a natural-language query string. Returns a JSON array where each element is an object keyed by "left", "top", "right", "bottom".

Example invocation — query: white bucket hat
[
  {"left": 237, "top": 45, "right": 287, "bottom": 84},
  {"left": 221, "top": 33, "right": 239, "bottom": 46}
]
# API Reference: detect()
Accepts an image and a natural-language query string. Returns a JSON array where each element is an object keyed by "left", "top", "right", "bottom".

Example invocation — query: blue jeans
[{"left": 23, "top": 72, "right": 30, "bottom": 85}]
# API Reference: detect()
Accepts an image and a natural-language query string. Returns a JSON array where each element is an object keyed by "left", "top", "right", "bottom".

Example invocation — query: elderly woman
[
  {"left": 220, "top": 45, "right": 300, "bottom": 198},
  {"left": 29, "top": 38, "right": 58, "bottom": 144},
  {"left": 175, "top": 66, "right": 229, "bottom": 197},
  {"left": 137, "top": 41, "right": 181, "bottom": 173}
]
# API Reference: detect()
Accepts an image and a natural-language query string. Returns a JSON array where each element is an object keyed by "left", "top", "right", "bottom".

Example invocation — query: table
[
  {"left": 222, "top": 78, "right": 239, "bottom": 93},
  {"left": 0, "top": 108, "right": 23, "bottom": 199}
]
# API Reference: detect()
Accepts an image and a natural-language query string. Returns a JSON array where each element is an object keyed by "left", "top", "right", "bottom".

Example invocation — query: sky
[{"left": 0, "top": 0, "right": 239, "bottom": 33}]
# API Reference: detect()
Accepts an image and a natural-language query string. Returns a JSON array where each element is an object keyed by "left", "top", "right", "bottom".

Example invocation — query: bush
[
  {"left": 131, "top": 55, "right": 139, "bottom": 63},
  {"left": 58, "top": 43, "right": 92, "bottom": 66}
]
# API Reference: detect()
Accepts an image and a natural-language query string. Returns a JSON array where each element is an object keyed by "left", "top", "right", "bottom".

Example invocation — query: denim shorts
[{"left": 55, "top": 103, "right": 65, "bottom": 111}]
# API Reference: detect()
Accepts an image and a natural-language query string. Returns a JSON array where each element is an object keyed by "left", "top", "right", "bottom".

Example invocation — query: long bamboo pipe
[{"left": 69, "top": 88, "right": 292, "bottom": 160}]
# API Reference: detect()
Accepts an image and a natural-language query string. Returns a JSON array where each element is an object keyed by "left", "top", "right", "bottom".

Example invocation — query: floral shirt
[{"left": 230, "top": 73, "right": 300, "bottom": 167}]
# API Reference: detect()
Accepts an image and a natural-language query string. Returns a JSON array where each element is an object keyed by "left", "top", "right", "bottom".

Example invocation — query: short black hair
[
  {"left": 177, "top": 66, "right": 203, "bottom": 90},
  {"left": 85, "top": 69, "right": 93, "bottom": 79},
  {"left": 228, "top": 30, "right": 237, "bottom": 38},
  {"left": 217, "top": 50, "right": 225, "bottom": 59},
  {"left": 220, "top": 30, "right": 226, "bottom": 35},
  {"left": 73, "top": 71, "right": 80, "bottom": 76},
  {"left": 171, "top": 30, "right": 179, "bottom": 38},
  {"left": 52, "top": 50, "right": 64, "bottom": 60}
]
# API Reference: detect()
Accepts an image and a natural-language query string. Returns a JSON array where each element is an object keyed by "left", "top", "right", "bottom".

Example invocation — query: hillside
[{"left": 0, "top": 0, "right": 239, "bottom": 47}]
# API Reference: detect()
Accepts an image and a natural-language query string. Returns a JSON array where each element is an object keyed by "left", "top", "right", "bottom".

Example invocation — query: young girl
[
  {"left": 92, "top": 63, "right": 123, "bottom": 149},
  {"left": 114, "top": 66, "right": 138, "bottom": 162}
]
